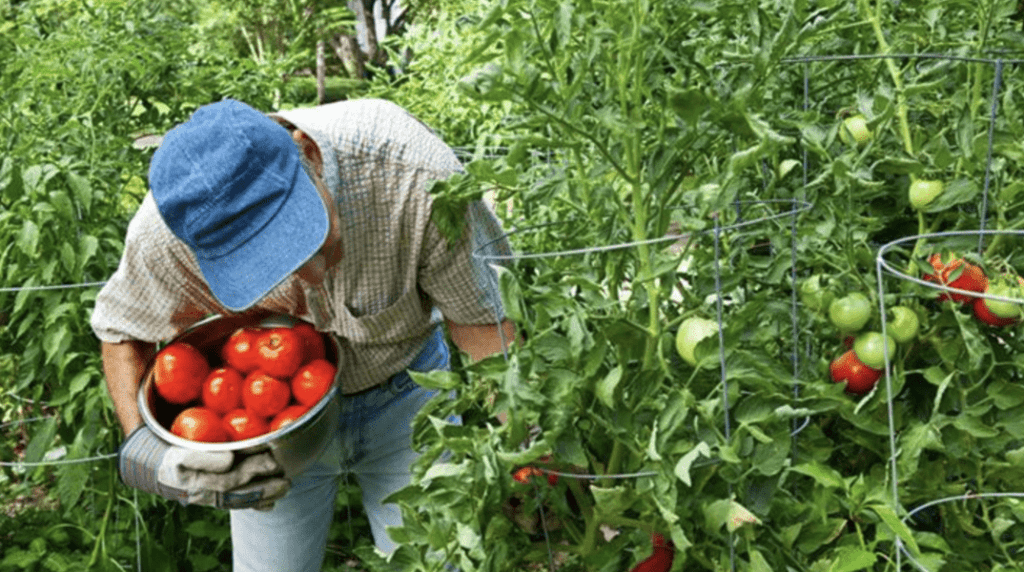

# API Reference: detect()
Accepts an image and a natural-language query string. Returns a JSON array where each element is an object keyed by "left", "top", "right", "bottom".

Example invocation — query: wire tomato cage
[
  {"left": 784, "top": 50, "right": 1024, "bottom": 571},
  {"left": 0, "top": 279, "right": 114, "bottom": 468},
  {"left": 472, "top": 196, "right": 812, "bottom": 571},
  {"left": 876, "top": 230, "right": 1024, "bottom": 571}
]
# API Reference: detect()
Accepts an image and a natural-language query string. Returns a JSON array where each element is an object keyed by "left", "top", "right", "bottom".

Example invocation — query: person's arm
[
  {"left": 445, "top": 318, "right": 518, "bottom": 363},
  {"left": 101, "top": 339, "right": 156, "bottom": 436}
]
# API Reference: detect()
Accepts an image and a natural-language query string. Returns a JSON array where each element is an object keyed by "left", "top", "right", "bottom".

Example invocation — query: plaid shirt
[{"left": 91, "top": 99, "right": 508, "bottom": 394}]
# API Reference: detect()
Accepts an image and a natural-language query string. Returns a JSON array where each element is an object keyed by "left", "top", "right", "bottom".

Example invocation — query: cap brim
[{"left": 196, "top": 171, "right": 329, "bottom": 312}]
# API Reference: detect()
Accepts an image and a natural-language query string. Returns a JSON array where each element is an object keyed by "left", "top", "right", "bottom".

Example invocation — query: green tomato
[
  {"left": 983, "top": 282, "right": 1023, "bottom": 320},
  {"left": 799, "top": 274, "right": 834, "bottom": 314},
  {"left": 829, "top": 293, "right": 872, "bottom": 332},
  {"left": 853, "top": 331, "right": 896, "bottom": 370},
  {"left": 909, "top": 179, "right": 943, "bottom": 210},
  {"left": 888, "top": 306, "right": 920, "bottom": 344},
  {"left": 839, "top": 115, "right": 871, "bottom": 146},
  {"left": 675, "top": 317, "right": 720, "bottom": 367}
]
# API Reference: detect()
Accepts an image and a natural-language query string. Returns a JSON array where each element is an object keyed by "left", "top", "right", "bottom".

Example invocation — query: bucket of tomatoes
[{"left": 137, "top": 313, "right": 341, "bottom": 477}]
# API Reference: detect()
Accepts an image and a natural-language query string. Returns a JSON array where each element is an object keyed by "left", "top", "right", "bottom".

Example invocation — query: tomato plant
[{"left": 8, "top": 0, "right": 1024, "bottom": 569}]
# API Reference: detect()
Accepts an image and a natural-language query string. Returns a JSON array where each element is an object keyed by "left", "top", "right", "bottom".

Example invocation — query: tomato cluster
[
  {"left": 818, "top": 252, "right": 1023, "bottom": 397},
  {"left": 925, "top": 253, "right": 1024, "bottom": 327},
  {"left": 151, "top": 323, "right": 336, "bottom": 443},
  {"left": 822, "top": 289, "right": 912, "bottom": 396}
]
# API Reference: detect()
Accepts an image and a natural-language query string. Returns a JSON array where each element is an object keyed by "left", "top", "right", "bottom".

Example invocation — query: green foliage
[
  {"left": 378, "top": 0, "right": 1024, "bottom": 571},
  {"left": 363, "top": 0, "right": 515, "bottom": 148},
  {"left": 5, "top": 0, "right": 1024, "bottom": 570}
]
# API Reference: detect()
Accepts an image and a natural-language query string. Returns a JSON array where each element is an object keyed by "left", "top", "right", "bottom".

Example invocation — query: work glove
[{"left": 118, "top": 425, "right": 291, "bottom": 510}]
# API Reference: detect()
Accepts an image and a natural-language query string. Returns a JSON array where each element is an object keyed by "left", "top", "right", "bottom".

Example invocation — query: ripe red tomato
[
  {"left": 292, "top": 322, "right": 326, "bottom": 364},
  {"left": 242, "top": 371, "right": 292, "bottom": 418},
  {"left": 171, "top": 407, "right": 228, "bottom": 443},
  {"left": 201, "top": 367, "right": 244, "bottom": 415},
  {"left": 630, "top": 533, "right": 675, "bottom": 572},
  {"left": 270, "top": 404, "right": 311, "bottom": 432},
  {"left": 291, "top": 359, "right": 336, "bottom": 407},
  {"left": 222, "top": 327, "right": 262, "bottom": 374},
  {"left": 153, "top": 343, "right": 210, "bottom": 405},
  {"left": 925, "top": 253, "right": 987, "bottom": 303},
  {"left": 255, "top": 328, "right": 304, "bottom": 379},
  {"left": 829, "top": 349, "right": 882, "bottom": 396},
  {"left": 512, "top": 466, "right": 558, "bottom": 486},
  {"left": 222, "top": 409, "right": 271, "bottom": 441}
]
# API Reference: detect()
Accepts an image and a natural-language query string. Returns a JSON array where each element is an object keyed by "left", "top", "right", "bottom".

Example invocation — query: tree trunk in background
[
  {"left": 316, "top": 40, "right": 326, "bottom": 103},
  {"left": 351, "top": 0, "right": 379, "bottom": 67}
]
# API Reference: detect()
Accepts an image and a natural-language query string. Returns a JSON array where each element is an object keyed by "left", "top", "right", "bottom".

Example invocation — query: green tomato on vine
[
  {"left": 675, "top": 317, "right": 720, "bottom": 367},
  {"left": 852, "top": 331, "right": 896, "bottom": 370},
  {"left": 799, "top": 274, "right": 834, "bottom": 315},
  {"left": 887, "top": 306, "right": 920, "bottom": 344},
  {"left": 829, "top": 293, "right": 872, "bottom": 332},
  {"left": 839, "top": 114, "right": 872, "bottom": 146},
  {"left": 909, "top": 179, "right": 943, "bottom": 210}
]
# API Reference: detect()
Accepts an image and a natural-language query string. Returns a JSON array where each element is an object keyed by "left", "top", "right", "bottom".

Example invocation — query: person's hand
[{"left": 118, "top": 425, "right": 290, "bottom": 510}]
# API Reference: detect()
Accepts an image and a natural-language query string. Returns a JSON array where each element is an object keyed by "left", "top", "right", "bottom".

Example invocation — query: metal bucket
[{"left": 138, "top": 313, "right": 340, "bottom": 477}]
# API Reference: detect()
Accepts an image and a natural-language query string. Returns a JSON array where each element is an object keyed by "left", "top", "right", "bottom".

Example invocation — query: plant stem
[
  {"left": 907, "top": 209, "right": 927, "bottom": 275},
  {"left": 87, "top": 462, "right": 116, "bottom": 568},
  {"left": 859, "top": 0, "right": 914, "bottom": 157}
]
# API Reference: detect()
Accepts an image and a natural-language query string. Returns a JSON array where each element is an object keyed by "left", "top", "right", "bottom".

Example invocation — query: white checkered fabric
[{"left": 91, "top": 99, "right": 508, "bottom": 394}]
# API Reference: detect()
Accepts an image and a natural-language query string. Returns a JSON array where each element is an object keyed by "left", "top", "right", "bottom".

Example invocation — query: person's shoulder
[
  {"left": 125, "top": 193, "right": 195, "bottom": 260},
  {"left": 314, "top": 98, "right": 415, "bottom": 123}
]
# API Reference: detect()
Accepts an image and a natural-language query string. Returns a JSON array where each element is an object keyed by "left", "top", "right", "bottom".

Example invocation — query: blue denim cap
[{"left": 149, "top": 99, "right": 329, "bottom": 312}]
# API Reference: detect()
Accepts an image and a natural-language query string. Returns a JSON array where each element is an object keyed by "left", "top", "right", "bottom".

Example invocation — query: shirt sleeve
[
  {"left": 90, "top": 194, "right": 224, "bottom": 344},
  {"left": 418, "top": 198, "right": 512, "bottom": 326}
]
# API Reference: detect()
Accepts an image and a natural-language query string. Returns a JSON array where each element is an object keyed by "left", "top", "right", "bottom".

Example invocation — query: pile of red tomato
[
  {"left": 820, "top": 253, "right": 1022, "bottom": 396},
  {"left": 151, "top": 322, "right": 336, "bottom": 443}
]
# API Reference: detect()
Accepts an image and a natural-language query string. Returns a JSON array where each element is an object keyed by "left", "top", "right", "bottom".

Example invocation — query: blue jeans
[{"left": 230, "top": 327, "right": 453, "bottom": 571}]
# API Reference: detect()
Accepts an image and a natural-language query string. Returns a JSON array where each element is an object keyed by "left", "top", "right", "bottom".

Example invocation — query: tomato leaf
[
  {"left": 825, "top": 547, "right": 877, "bottom": 572},
  {"left": 22, "top": 416, "right": 58, "bottom": 464},
  {"left": 920, "top": 178, "right": 980, "bottom": 213},
  {"left": 17, "top": 220, "right": 39, "bottom": 257},
  {"left": 56, "top": 452, "right": 89, "bottom": 509},
  {"left": 869, "top": 503, "right": 921, "bottom": 557},
  {"left": 789, "top": 462, "right": 846, "bottom": 490},
  {"left": 674, "top": 442, "right": 711, "bottom": 487},
  {"left": 594, "top": 365, "right": 622, "bottom": 409}
]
